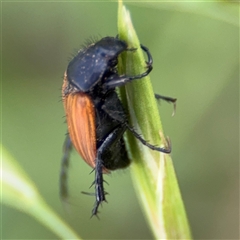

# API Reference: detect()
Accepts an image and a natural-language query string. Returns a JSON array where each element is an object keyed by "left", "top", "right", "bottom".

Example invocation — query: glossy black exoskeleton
[{"left": 61, "top": 36, "right": 175, "bottom": 216}]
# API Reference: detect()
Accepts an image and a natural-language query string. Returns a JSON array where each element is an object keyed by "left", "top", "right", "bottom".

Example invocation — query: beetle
[{"left": 60, "top": 36, "right": 176, "bottom": 216}]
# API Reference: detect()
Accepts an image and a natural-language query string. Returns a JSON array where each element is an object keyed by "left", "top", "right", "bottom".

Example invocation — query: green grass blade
[
  {"left": 1, "top": 144, "right": 81, "bottom": 240},
  {"left": 117, "top": 1, "right": 192, "bottom": 239}
]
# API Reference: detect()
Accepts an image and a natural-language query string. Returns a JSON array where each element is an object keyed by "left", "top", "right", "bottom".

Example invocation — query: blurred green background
[{"left": 2, "top": 1, "right": 239, "bottom": 239}]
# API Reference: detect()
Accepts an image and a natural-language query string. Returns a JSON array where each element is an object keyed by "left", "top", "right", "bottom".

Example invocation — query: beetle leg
[
  {"left": 92, "top": 156, "right": 105, "bottom": 216},
  {"left": 60, "top": 135, "right": 72, "bottom": 200},
  {"left": 104, "top": 66, "right": 152, "bottom": 89},
  {"left": 140, "top": 44, "right": 153, "bottom": 66},
  {"left": 155, "top": 93, "right": 177, "bottom": 116},
  {"left": 155, "top": 93, "right": 177, "bottom": 104},
  {"left": 92, "top": 125, "right": 126, "bottom": 216},
  {"left": 103, "top": 102, "right": 171, "bottom": 154},
  {"left": 103, "top": 44, "right": 153, "bottom": 89},
  {"left": 126, "top": 125, "right": 171, "bottom": 153}
]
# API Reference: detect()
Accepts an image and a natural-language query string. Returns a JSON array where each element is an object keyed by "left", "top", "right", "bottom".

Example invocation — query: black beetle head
[{"left": 94, "top": 37, "right": 127, "bottom": 59}]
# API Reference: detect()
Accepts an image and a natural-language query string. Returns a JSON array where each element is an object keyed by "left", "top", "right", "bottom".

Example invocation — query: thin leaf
[
  {"left": 1, "top": 144, "right": 81, "bottom": 240},
  {"left": 117, "top": 1, "right": 192, "bottom": 239}
]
